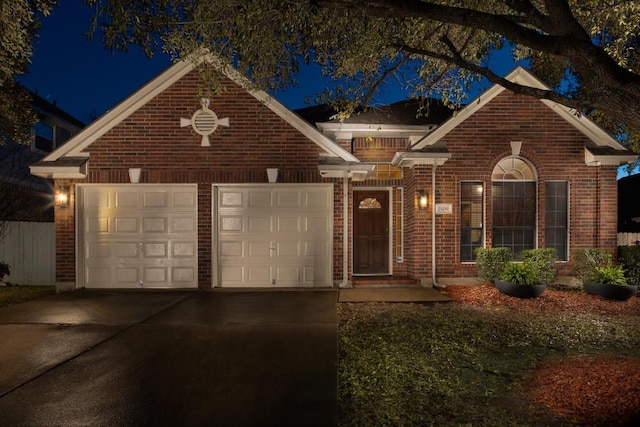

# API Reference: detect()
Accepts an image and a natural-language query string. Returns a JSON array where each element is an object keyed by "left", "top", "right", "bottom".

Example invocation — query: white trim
[
  {"left": 410, "top": 66, "right": 630, "bottom": 154},
  {"left": 316, "top": 122, "right": 437, "bottom": 139},
  {"left": 41, "top": 54, "right": 359, "bottom": 166},
  {"left": 352, "top": 187, "right": 394, "bottom": 276},
  {"left": 585, "top": 148, "right": 638, "bottom": 166},
  {"left": 391, "top": 151, "right": 451, "bottom": 167}
]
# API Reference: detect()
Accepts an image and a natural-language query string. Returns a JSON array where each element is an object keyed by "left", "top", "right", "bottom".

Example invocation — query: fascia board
[
  {"left": 410, "top": 84, "right": 507, "bottom": 151},
  {"left": 44, "top": 53, "right": 359, "bottom": 164},
  {"left": 45, "top": 59, "right": 197, "bottom": 161},
  {"left": 391, "top": 151, "right": 451, "bottom": 167},
  {"left": 585, "top": 148, "right": 638, "bottom": 166},
  {"left": 543, "top": 100, "right": 627, "bottom": 149},
  {"left": 30, "top": 164, "right": 86, "bottom": 179}
]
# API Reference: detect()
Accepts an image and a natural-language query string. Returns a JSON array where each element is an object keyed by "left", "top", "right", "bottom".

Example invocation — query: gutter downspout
[
  {"left": 432, "top": 163, "right": 439, "bottom": 287},
  {"left": 339, "top": 171, "right": 350, "bottom": 288}
]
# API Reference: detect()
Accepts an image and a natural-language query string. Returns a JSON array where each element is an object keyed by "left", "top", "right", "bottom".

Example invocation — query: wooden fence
[{"left": 0, "top": 221, "right": 55, "bottom": 286}]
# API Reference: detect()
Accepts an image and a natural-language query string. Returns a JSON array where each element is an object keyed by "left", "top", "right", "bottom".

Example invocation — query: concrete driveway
[{"left": 0, "top": 289, "right": 338, "bottom": 426}]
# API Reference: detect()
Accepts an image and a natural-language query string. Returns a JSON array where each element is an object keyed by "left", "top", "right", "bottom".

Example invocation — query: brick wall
[
  {"left": 54, "top": 68, "right": 332, "bottom": 288},
  {"left": 403, "top": 91, "right": 620, "bottom": 280}
]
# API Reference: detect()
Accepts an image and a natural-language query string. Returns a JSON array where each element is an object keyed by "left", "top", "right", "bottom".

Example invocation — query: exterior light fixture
[
  {"left": 55, "top": 186, "right": 69, "bottom": 208},
  {"left": 417, "top": 189, "right": 428, "bottom": 210}
]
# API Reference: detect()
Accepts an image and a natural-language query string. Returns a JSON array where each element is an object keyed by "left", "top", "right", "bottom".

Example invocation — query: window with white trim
[
  {"left": 460, "top": 181, "right": 484, "bottom": 262},
  {"left": 492, "top": 156, "right": 537, "bottom": 259},
  {"left": 545, "top": 181, "right": 569, "bottom": 261}
]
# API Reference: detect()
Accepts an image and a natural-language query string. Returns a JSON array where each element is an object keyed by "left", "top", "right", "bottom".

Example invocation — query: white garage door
[
  {"left": 79, "top": 184, "right": 198, "bottom": 289},
  {"left": 214, "top": 184, "right": 333, "bottom": 287}
]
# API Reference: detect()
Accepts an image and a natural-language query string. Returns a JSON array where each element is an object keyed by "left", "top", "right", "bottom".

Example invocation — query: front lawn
[
  {"left": 0, "top": 285, "right": 56, "bottom": 308},
  {"left": 338, "top": 288, "right": 640, "bottom": 426}
]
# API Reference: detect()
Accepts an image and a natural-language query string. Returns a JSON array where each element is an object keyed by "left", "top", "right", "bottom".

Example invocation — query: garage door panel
[
  {"left": 248, "top": 241, "right": 271, "bottom": 257},
  {"left": 173, "top": 216, "right": 196, "bottom": 233},
  {"left": 115, "top": 191, "right": 139, "bottom": 208},
  {"left": 173, "top": 191, "right": 196, "bottom": 207},
  {"left": 115, "top": 242, "right": 140, "bottom": 258},
  {"left": 173, "top": 242, "right": 196, "bottom": 257},
  {"left": 215, "top": 184, "right": 332, "bottom": 288},
  {"left": 143, "top": 217, "right": 167, "bottom": 233},
  {"left": 81, "top": 185, "right": 198, "bottom": 289},
  {"left": 248, "top": 216, "right": 272, "bottom": 232},
  {"left": 220, "top": 216, "right": 244, "bottom": 232},
  {"left": 115, "top": 217, "right": 139, "bottom": 233},
  {"left": 116, "top": 268, "right": 139, "bottom": 283},
  {"left": 248, "top": 190, "right": 273, "bottom": 208},
  {"left": 143, "top": 191, "right": 168, "bottom": 208},
  {"left": 87, "top": 218, "right": 110, "bottom": 234},
  {"left": 143, "top": 266, "right": 167, "bottom": 283}
]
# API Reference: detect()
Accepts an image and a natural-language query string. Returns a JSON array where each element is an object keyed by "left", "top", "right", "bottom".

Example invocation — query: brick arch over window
[{"left": 491, "top": 156, "right": 537, "bottom": 259}]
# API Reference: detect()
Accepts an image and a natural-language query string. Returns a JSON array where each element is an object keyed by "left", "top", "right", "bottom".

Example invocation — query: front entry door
[{"left": 353, "top": 190, "right": 390, "bottom": 275}]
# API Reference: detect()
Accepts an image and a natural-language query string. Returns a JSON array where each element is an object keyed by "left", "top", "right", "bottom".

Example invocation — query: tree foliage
[
  {"left": 86, "top": 1, "right": 639, "bottom": 147},
  {"left": 0, "top": 0, "right": 56, "bottom": 145}
]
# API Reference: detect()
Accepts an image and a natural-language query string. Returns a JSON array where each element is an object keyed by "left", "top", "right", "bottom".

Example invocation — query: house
[
  {"left": 30, "top": 57, "right": 637, "bottom": 291},
  {"left": 0, "top": 92, "right": 85, "bottom": 222},
  {"left": 0, "top": 91, "right": 84, "bottom": 285}
]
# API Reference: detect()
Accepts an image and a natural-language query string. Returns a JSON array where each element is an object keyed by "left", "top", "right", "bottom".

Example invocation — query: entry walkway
[
  {"left": 0, "top": 290, "right": 337, "bottom": 426},
  {"left": 339, "top": 286, "right": 452, "bottom": 303}
]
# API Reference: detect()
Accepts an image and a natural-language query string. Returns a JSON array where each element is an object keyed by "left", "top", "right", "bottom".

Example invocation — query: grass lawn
[
  {"left": 0, "top": 285, "right": 56, "bottom": 309},
  {"left": 337, "top": 300, "right": 640, "bottom": 426}
]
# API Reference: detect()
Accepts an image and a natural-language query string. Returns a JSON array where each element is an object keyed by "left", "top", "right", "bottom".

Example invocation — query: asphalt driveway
[{"left": 0, "top": 289, "right": 338, "bottom": 426}]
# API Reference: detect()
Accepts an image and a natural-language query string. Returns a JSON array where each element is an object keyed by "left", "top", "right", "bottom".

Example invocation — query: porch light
[
  {"left": 417, "top": 189, "right": 428, "bottom": 210},
  {"left": 55, "top": 186, "right": 69, "bottom": 208}
]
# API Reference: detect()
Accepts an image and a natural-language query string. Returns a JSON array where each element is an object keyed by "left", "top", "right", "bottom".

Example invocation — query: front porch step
[{"left": 351, "top": 276, "right": 420, "bottom": 288}]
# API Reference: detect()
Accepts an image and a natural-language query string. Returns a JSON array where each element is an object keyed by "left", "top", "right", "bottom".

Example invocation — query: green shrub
[
  {"left": 475, "top": 247, "right": 512, "bottom": 283},
  {"left": 586, "top": 265, "right": 628, "bottom": 286},
  {"left": 498, "top": 262, "right": 537, "bottom": 285},
  {"left": 521, "top": 248, "right": 558, "bottom": 285},
  {"left": 0, "top": 262, "right": 9, "bottom": 281},
  {"left": 572, "top": 248, "right": 613, "bottom": 281},
  {"left": 618, "top": 246, "right": 640, "bottom": 287}
]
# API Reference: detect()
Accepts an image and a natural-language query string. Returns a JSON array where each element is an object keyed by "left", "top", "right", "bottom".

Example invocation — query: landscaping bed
[{"left": 338, "top": 285, "right": 640, "bottom": 426}]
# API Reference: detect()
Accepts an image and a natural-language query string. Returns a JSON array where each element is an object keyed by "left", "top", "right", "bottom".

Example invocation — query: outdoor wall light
[
  {"left": 417, "top": 189, "right": 428, "bottom": 210},
  {"left": 55, "top": 186, "right": 69, "bottom": 208}
]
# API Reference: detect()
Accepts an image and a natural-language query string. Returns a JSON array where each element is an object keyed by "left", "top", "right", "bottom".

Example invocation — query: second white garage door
[{"left": 214, "top": 184, "right": 333, "bottom": 287}]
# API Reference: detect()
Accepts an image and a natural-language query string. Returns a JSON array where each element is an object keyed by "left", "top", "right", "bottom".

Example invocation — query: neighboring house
[
  {"left": 618, "top": 173, "right": 640, "bottom": 233},
  {"left": 30, "top": 57, "right": 636, "bottom": 291},
  {"left": 0, "top": 92, "right": 84, "bottom": 285}
]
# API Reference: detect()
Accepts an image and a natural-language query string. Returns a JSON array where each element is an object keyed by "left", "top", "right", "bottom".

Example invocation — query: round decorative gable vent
[{"left": 180, "top": 98, "right": 230, "bottom": 146}]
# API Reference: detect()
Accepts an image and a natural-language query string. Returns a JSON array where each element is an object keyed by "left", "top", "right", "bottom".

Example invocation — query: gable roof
[
  {"left": 31, "top": 55, "right": 359, "bottom": 178},
  {"left": 408, "top": 66, "right": 636, "bottom": 166},
  {"left": 297, "top": 98, "right": 455, "bottom": 140}
]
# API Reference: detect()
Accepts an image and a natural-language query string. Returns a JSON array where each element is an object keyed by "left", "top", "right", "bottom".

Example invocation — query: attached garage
[
  {"left": 78, "top": 184, "right": 198, "bottom": 289},
  {"left": 213, "top": 184, "right": 333, "bottom": 287}
]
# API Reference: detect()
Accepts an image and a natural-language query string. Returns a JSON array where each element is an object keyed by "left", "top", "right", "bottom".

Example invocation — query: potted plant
[
  {"left": 0, "top": 261, "right": 10, "bottom": 284},
  {"left": 494, "top": 248, "right": 557, "bottom": 299},
  {"left": 583, "top": 265, "right": 637, "bottom": 301},
  {"left": 496, "top": 261, "right": 548, "bottom": 299}
]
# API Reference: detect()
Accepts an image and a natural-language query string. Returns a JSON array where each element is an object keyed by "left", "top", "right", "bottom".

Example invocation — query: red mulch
[
  {"left": 443, "top": 284, "right": 640, "bottom": 316},
  {"left": 442, "top": 285, "right": 640, "bottom": 426}
]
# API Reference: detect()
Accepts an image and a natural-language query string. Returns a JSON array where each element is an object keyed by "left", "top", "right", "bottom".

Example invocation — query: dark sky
[{"left": 18, "top": 1, "right": 331, "bottom": 124}]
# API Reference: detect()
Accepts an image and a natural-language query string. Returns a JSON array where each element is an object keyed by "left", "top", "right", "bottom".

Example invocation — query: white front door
[
  {"left": 79, "top": 184, "right": 198, "bottom": 289},
  {"left": 214, "top": 184, "right": 333, "bottom": 287}
]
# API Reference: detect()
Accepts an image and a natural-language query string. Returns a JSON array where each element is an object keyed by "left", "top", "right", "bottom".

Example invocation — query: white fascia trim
[
  {"left": 410, "top": 66, "right": 587, "bottom": 151},
  {"left": 318, "top": 163, "right": 374, "bottom": 180},
  {"left": 30, "top": 164, "right": 87, "bottom": 179},
  {"left": 317, "top": 122, "right": 437, "bottom": 139},
  {"left": 44, "top": 53, "right": 359, "bottom": 163},
  {"left": 391, "top": 151, "right": 451, "bottom": 168},
  {"left": 544, "top": 101, "right": 627, "bottom": 149},
  {"left": 584, "top": 148, "right": 638, "bottom": 166},
  {"left": 45, "top": 59, "right": 196, "bottom": 161}
]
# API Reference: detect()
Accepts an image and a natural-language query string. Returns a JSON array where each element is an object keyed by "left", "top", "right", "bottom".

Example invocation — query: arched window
[
  {"left": 492, "top": 156, "right": 537, "bottom": 259},
  {"left": 358, "top": 197, "right": 382, "bottom": 209}
]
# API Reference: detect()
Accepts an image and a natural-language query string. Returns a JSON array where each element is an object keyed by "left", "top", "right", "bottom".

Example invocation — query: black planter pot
[
  {"left": 583, "top": 282, "right": 638, "bottom": 301},
  {"left": 495, "top": 280, "right": 546, "bottom": 299}
]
